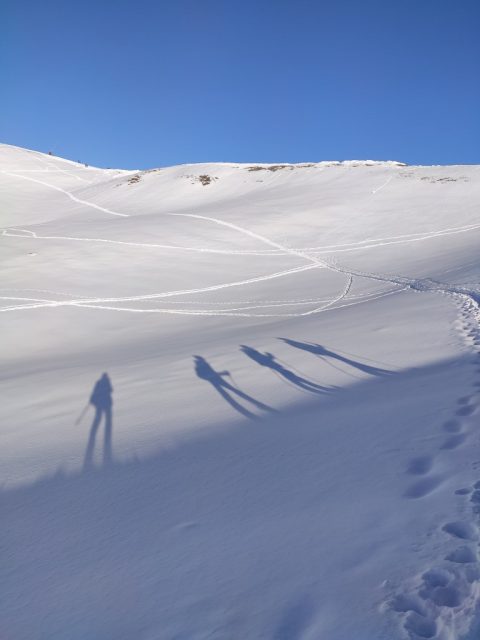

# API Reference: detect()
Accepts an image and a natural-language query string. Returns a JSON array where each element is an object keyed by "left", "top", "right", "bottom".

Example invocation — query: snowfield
[{"left": 2, "top": 143, "right": 480, "bottom": 640}]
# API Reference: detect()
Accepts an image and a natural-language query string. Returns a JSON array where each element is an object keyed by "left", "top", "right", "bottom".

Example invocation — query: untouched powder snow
[{"left": 2, "top": 143, "right": 480, "bottom": 640}]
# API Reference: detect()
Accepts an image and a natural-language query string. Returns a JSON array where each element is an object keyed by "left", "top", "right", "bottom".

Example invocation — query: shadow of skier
[
  {"left": 83, "top": 373, "right": 113, "bottom": 470},
  {"left": 194, "top": 355, "right": 275, "bottom": 420},
  {"left": 279, "top": 338, "right": 393, "bottom": 376},
  {"left": 240, "top": 345, "right": 331, "bottom": 394}
]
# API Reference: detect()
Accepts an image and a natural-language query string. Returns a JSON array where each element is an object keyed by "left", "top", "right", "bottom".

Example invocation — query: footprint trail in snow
[{"left": 389, "top": 304, "right": 480, "bottom": 639}]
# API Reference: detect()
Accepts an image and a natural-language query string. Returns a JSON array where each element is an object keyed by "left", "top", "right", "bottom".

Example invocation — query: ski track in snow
[
  {"left": 4, "top": 216, "right": 480, "bottom": 256},
  {"left": 0, "top": 170, "right": 129, "bottom": 218},
  {"left": 387, "top": 307, "right": 480, "bottom": 640},
  {"left": 2, "top": 204, "right": 480, "bottom": 317},
  {"left": 329, "top": 260, "right": 480, "bottom": 324},
  {"left": 1, "top": 227, "right": 291, "bottom": 256},
  {"left": 2, "top": 167, "right": 480, "bottom": 318},
  {"left": 34, "top": 152, "right": 93, "bottom": 184},
  {"left": 0, "top": 263, "right": 327, "bottom": 314}
]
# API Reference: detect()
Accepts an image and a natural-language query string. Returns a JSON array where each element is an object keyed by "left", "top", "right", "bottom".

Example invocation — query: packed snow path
[{"left": 387, "top": 308, "right": 480, "bottom": 640}]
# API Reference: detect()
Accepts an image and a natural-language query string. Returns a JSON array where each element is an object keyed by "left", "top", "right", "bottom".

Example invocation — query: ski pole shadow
[
  {"left": 193, "top": 355, "right": 275, "bottom": 420},
  {"left": 279, "top": 338, "right": 393, "bottom": 376},
  {"left": 82, "top": 373, "right": 114, "bottom": 470},
  {"left": 240, "top": 345, "right": 331, "bottom": 394}
]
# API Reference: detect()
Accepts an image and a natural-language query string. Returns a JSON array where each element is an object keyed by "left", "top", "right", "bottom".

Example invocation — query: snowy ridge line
[
  {"left": 3, "top": 144, "right": 130, "bottom": 174},
  {"left": 0, "top": 169, "right": 94, "bottom": 174},
  {"left": 35, "top": 153, "right": 93, "bottom": 184},
  {"left": 0, "top": 171, "right": 129, "bottom": 218},
  {"left": 5, "top": 144, "right": 96, "bottom": 169}
]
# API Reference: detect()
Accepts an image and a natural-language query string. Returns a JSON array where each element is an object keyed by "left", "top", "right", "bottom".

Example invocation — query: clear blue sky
[{"left": 1, "top": 0, "right": 479, "bottom": 168}]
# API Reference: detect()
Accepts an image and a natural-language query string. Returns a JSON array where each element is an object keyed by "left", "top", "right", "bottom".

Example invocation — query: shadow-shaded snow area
[{"left": 3, "top": 355, "right": 480, "bottom": 640}]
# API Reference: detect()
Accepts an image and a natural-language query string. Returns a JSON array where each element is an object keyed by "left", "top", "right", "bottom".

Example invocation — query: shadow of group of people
[
  {"left": 195, "top": 338, "right": 392, "bottom": 420},
  {"left": 80, "top": 339, "right": 392, "bottom": 467}
]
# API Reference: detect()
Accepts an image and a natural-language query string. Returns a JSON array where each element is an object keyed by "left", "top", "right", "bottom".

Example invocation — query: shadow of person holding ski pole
[
  {"left": 194, "top": 355, "right": 275, "bottom": 420},
  {"left": 240, "top": 345, "right": 331, "bottom": 394},
  {"left": 279, "top": 338, "right": 393, "bottom": 377},
  {"left": 80, "top": 373, "right": 114, "bottom": 470}
]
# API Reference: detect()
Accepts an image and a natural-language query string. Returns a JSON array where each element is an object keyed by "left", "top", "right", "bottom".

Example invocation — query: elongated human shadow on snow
[
  {"left": 194, "top": 356, "right": 275, "bottom": 420},
  {"left": 240, "top": 345, "right": 331, "bottom": 394},
  {"left": 279, "top": 338, "right": 393, "bottom": 377},
  {"left": 83, "top": 373, "right": 113, "bottom": 470}
]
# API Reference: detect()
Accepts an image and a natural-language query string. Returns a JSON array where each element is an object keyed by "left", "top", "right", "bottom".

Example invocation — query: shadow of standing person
[
  {"left": 240, "top": 345, "right": 330, "bottom": 394},
  {"left": 194, "top": 356, "right": 275, "bottom": 420},
  {"left": 278, "top": 338, "right": 393, "bottom": 377},
  {"left": 83, "top": 373, "right": 113, "bottom": 470}
]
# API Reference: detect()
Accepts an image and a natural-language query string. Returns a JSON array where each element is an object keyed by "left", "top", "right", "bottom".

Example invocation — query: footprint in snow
[
  {"left": 455, "top": 404, "right": 476, "bottom": 417},
  {"left": 445, "top": 546, "right": 477, "bottom": 564},
  {"left": 404, "top": 476, "right": 443, "bottom": 499},
  {"left": 469, "top": 482, "right": 480, "bottom": 511},
  {"left": 442, "top": 521, "right": 478, "bottom": 541},
  {"left": 391, "top": 593, "right": 427, "bottom": 616},
  {"left": 403, "top": 611, "right": 437, "bottom": 638},
  {"left": 406, "top": 456, "right": 434, "bottom": 476},
  {"left": 440, "top": 433, "right": 467, "bottom": 450},
  {"left": 420, "top": 567, "right": 471, "bottom": 608},
  {"left": 442, "top": 418, "right": 462, "bottom": 433},
  {"left": 391, "top": 563, "right": 477, "bottom": 640},
  {"left": 455, "top": 488, "right": 472, "bottom": 495}
]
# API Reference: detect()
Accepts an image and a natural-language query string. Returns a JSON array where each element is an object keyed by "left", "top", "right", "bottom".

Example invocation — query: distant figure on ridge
[{"left": 83, "top": 372, "right": 113, "bottom": 469}]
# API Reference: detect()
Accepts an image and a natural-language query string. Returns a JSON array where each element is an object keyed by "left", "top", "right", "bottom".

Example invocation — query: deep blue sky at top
[{"left": 1, "top": 0, "right": 479, "bottom": 168}]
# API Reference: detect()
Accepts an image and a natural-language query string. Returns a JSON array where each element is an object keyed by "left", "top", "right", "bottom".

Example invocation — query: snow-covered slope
[{"left": 2, "top": 143, "right": 480, "bottom": 640}]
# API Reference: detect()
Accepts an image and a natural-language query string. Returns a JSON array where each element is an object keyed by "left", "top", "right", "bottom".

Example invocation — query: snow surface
[{"left": 2, "top": 143, "right": 480, "bottom": 640}]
